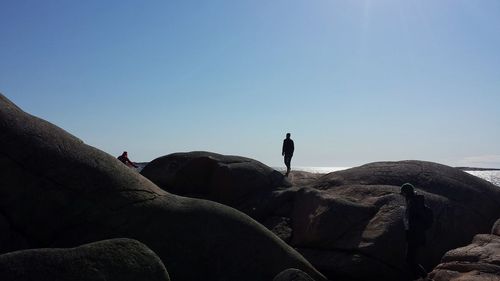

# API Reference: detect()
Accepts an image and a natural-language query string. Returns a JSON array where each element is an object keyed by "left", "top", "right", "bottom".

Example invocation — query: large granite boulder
[
  {"left": 140, "top": 151, "right": 287, "bottom": 206},
  {"left": 288, "top": 184, "right": 409, "bottom": 280},
  {"left": 0, "top": 94, "right": 325, "bottom": 281},
  {"left": 291, "top": 161, "right": 500, "bottom": 280},
  {"left": 0, "top": 238, "right": 170, "bottom": 281},
  {"left": 428, "top": 219, "right": 500, "bottom": 281}
]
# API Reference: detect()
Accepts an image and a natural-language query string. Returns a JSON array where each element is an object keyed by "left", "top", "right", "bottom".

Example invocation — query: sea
[{"left": 464, "top": 170, "right": 500, "bottom": 187}]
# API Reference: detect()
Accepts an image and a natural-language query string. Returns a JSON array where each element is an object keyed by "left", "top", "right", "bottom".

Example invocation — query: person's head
[
  {"left": 400, "top": 183, "right": 415, "bottom": 198},
  {"left": 286, "top": 133, "right": 291, "bottom": 139},
  {"left": 122, "top": 151, "right": 128, "bottom": 156}
]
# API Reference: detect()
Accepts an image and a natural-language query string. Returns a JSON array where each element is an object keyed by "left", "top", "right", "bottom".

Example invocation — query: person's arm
[
  {"left": 125, "top": 156, "right": 138, "bottom": 168},
  {"left": 129, "top": 159, "right": 138, "bottom": 168},
  {"left": 282, "top": 140, "right": 285, "bottom": 156},
  {"left": 291, "top": 140, "right": 294, "bottom": 154}
]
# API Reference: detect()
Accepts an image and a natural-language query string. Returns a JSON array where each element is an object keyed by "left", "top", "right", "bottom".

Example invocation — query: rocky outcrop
[
  {"left": 140, "top": 151, "right": 288, "bottom": 206},
  {"left": 493, "top": 219, "right": 500, "bottom": 236},
  {"left": 141, "top": 154, "right": 500, "bottom": 280},
  {"left": 428, "top": 219, "right": 500, "bottom": 281},
  {"left": 0, "top": 94, "right": 325, "bottom": 281},
  {"left": 294, "top": 162, "right": 500, "bottom": 280},
  {"left": 289, "top": 184, "right": 409, "bottom": 280},
  {"left": 0, "top": 238, "right": 170, "bottom": 281},
  {"left": 273, "top": 268, "right": 315, "bottom": 281}
]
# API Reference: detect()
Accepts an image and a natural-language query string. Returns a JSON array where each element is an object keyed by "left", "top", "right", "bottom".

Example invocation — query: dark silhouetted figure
[
  {"left": 282, "top": 133, "right": 294, "bottom": 177},
  {"left": 117, "top": 151, "right": 138, "bottom": 168},
  {"left": 400, "top": 183, "right": 429, "bottom": 280}
]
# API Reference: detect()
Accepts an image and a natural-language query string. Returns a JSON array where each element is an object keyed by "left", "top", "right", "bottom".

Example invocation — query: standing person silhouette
[{"left": 282, "top": 133, "right": 294, "bottom": 177}]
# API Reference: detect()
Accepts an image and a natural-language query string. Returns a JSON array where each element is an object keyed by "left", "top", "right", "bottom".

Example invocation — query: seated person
[{"left": 117, "top": 151, "right": 138, "bottom": 168}]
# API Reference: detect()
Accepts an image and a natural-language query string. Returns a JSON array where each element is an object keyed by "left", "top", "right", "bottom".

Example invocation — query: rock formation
[
  {"left": 428, "top": 218, "right": 500, "bottom": 281},
  {"left": 0, "top": 238, "right": 170, "bottom": 281},
  {"left": 142, "top": 153, "right": 500, "bottom": 280},
  {"left": 294, "top": 161, "right": 500, "bottom": 279},
  {"left": 0, "top": 94, "right": 325, "bottom": 281},
  {"left": 140, "top": 151, "right": 288, "bottom": 206},
  {"left": 273, "top": 268, "right": 315, "bottom": 281}
]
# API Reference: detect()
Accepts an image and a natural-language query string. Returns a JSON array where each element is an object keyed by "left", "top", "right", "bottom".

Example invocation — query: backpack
[{"left": 413, "top": 195, "right": 434, "bottom": 230}]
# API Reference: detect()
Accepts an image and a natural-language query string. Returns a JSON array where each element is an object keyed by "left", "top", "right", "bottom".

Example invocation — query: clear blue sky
[{"left": 1, "top": 0, "right": 499, "bottom": 168}]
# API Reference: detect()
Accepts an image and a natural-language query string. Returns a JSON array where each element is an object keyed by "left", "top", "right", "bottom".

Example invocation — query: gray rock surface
[
  {"left": 0, "top": 238, "right": 170, "bottom": 281},
  {"left": 492, "top": 218, "right": 500, "bottom": 236},
  {"left": 273, "top": 268, "right": 315, "bottom": 281},
  {"left": 140, "top": 151, "right": 288, "bottom": 206},
  {"left": 140, "top": 153, "right": 500, "bottom": 280},
  {"left": 290, "top": 184, "right": 409, "bottom": 280},
  {"left": 294, "top": 161, "right": 500, "bottom": 280},
  {"left": 0, "top": 94, "right": 325, "bottom": 281},
  {"left": 428, "top": 219, "right": 500, "bottom": 281}
]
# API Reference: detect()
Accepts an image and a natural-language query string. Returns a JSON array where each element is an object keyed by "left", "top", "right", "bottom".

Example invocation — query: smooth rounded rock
[
  {"left": 141, "top": 151, "right": 288, "bottom": 206},
  {"left": 492, "top": 218, "right": 500, "bottom": 236},
  {"left": 273, "top": 268, "right": 315, "bottom": 281},
  {"left": 0, "top": 238, "right": 170, "bottom": 281}
]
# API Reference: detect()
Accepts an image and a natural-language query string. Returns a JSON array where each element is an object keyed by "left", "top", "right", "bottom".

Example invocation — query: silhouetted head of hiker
[
  {"left": 286, "top": 133, "right": 291, "bottom": 139},
  {"left": 122, "top": 151, "right": 128, "bottom": 157},
  {"left": 400, "top": 183, "right": 415, "bottom": 197}
]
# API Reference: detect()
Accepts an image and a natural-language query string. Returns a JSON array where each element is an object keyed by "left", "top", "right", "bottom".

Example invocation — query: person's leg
[
  {"left": 284, "top": 155, "right": 291, "bottom": 176},
  {"left": 406, "top": 238, "right": 418, "bottom": 279},
  {"left": 406, "top": 240, "right": 427, "bottom": 279},
  {"left": 414, "top": 245, "right": 427, "bottom": 279}
]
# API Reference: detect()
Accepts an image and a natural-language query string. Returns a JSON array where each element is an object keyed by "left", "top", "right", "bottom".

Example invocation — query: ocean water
[
  {"left": 274, "top": 166, "right": 351, "bottom": 174},
  {"left": 464, "top": 170, "right": 500, "bottom": 187}
]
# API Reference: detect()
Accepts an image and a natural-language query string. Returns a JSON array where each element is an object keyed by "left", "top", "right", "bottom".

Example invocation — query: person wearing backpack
[{"left": 400, "top": 183, "right": 431, "bottom": 280}]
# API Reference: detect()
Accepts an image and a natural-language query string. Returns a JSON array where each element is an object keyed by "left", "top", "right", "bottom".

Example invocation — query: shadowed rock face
[
  {"left": 140, "top": 151, "right": 287, "bottom": 206},
  {"left": 0, "top": 238, "right": 170, "bottom": 281},
  {"left": 0, "top": 94, "right": 325, "bottom": 281},
  {"left": 301, "top": 166, "right": 500, "bottom": 280},
  {"left": 140, "top": 153, "right": 500, "bottom": 280},
  {"left": 313, "top": 161, "right": 500, "bottom": 222},
  {"left": 289, "top": 184, "right": 410, "bottom": 280},
  {"left": 493, "top": 219, "right": 500, "bottom": 236},
  {"left": 273, "top": 268, "right": 315, "bottom": 281},
  {"left": 428, "top": 219, "right": 500, "bottom": 281},
  {"left": 296, "top": 162, "right": 500, "bottom": 280}
]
